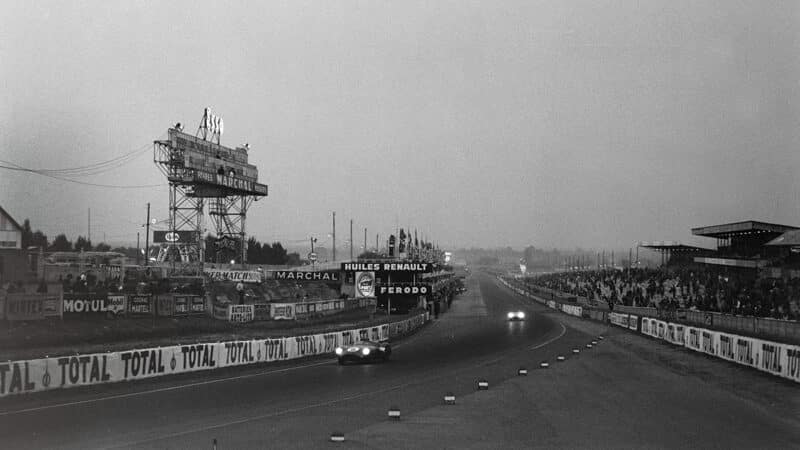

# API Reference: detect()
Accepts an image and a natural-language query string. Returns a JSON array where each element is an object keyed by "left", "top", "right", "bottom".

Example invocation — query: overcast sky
[{"left": 1, "top": 1, "right": 798, "bottom": 252}]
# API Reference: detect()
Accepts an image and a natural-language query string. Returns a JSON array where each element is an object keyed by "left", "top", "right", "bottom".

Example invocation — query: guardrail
[{"left": 504, "top": 277, "right": 800, "bottom": 344}]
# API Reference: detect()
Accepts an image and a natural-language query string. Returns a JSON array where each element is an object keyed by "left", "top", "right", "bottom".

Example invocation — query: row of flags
[{"left": 389, "top": 228, "right": 443, "bottom": 262}]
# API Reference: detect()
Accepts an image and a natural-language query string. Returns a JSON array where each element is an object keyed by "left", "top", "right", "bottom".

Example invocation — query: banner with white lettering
[
  {"left": 0, "top": 313, "right": 427, "bottom": 397},
  {"left": 63, "top": 293, "right": 125, "bottom": 315},
  {"left": 270, "top": 303, "right": 295, "bottom": 320},
  {"left": 228, "top": 304, "right": 254, "bottom": 323},
  {"left": 203, "top": 269, "right": 262, "bottom": 283}
]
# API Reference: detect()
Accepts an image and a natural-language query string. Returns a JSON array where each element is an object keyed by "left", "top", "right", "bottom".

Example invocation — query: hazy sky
[{"left": 1, "top": 1, "right": 798, "bottom": 251}]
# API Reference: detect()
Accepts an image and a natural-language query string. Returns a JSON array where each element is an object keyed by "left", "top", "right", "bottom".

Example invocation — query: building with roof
[
  {"left": 691, "top": 220, "right": 797, "bottom": 269},
  {"left": 0, "top": 206, "right": 28, "bottom": 285},
  {"left": 637, "top": 241, "right": 714, "bottom": 266}
]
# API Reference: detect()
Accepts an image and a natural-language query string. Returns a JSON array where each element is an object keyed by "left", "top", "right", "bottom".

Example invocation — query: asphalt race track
[{"left": 1, "top": 273, "right": 798, "bottom": 449}]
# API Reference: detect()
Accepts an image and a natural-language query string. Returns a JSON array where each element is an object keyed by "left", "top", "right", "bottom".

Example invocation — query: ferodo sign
[
  {"left": 0, "top": 313, "right": 428, "bottom": 397},
  {"left": 378, "top": 284, "right": 430, "bottom": 295},
  {"left": 355, "top": 271, "right": 375, "bottom": 298}
]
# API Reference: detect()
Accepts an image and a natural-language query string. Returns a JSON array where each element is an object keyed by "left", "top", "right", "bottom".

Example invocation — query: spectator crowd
[{"left": 528, "top": 266, "right": 800, "bottom": 321}]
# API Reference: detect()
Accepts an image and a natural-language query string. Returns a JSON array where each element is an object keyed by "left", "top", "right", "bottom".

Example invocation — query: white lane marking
[
  {"left": 0, "top": 359, "right": 333, "bottom": 417},
  {"left": 530, "top": 321, "right": 567, "bottom": 350}
]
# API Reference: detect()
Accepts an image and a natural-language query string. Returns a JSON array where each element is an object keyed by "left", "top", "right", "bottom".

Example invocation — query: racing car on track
[
  {"left": 335, "top": 341, "right": 391, "bottom": 364},
  {"left": 507, "top": 311, "right": 526, "bottom": 321}
]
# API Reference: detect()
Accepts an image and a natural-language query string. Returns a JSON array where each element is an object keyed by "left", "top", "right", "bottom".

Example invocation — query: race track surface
[{"left": 1, "top": 272, "right": 797, "bottom": 449}]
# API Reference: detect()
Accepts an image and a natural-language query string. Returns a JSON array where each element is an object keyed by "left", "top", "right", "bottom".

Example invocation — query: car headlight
[
  {"left": 362, "top": 348, "right": 371, "bottom": 355},
  {"left": 507, "top": 312, "right": 514, "bottom": 319},
  {"left": 379, "top": 346, "right": 386, "bottom": 351},
  {"left": 335, "top": 347, "right": 343, "bottom": 355},
  {"left": 518, "top": 312, "right": 525, "bottom": 318}
]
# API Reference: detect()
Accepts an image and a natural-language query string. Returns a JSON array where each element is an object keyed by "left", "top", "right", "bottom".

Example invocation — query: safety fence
[
  {"left": 498, "top": 276, "right": 800, "bottom": 383},
  {"left": 0, "top": 311, "right": 428, "bottom": 398}
]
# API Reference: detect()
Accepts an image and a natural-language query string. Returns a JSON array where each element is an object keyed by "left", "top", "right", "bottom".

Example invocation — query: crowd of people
[{"left": 528, "top": 266, "right": 800, "bottom": 321}]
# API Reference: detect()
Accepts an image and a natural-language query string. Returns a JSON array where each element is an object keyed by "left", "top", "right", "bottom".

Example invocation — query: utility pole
[
  {"left": 332, "top": 212, "right": 336, "bottom": 261},
  {"left": 350, "top": 219, "right": 353, "bottom": 260},
  {"left": 364, "top": 228, "right": 367, "bottom": 254},
  {"left": 376, "top": 233, "right": 379, "bottom": 252},
  {"left": 88, "top": 208, "right": 91, "bottom": 243},
  {"left": 144, "top": 203, "right": 150, "bottom": 267}
]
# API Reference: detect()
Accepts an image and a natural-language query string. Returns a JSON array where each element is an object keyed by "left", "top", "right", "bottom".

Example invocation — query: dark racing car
[{"left": 335, "top": 341, "right": 391, "bottom": 364}]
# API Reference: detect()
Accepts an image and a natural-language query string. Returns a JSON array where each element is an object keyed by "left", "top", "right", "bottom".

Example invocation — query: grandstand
[{"left": 691, "top": 220, "right": 797, "bottom": 269}]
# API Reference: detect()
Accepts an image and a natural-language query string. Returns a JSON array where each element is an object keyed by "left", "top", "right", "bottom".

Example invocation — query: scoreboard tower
[{"left": 153, "top": 108, "right": 268, "bottom": 274}]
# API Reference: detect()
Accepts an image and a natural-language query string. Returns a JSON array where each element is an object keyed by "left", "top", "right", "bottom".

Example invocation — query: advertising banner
[
  {"left": 153, "top": 230, "right": 198, "bottom": 244},
  {"left": 128, "top": 295, "right": 152, "bottom": 315},
  {"left": 609, "top": 312, "right": 628, "bottom": 328},
  {"left": 546, "top": 300, "right": 557, "bottom": 309},
  {"left": 378, "top": 284, "right": 430, "bottom": 296},
  {"left": 228, "top": 304, "right": 254, "bottom": 323},
  {"left": 5, "top": 294, "right": 46, "bottom": 321},
  {"left": 203, "top": 269, "right": 262, "bottom": 283},
  {"left": 268, "top": 270, "right": 340, "bottom": 282},
  {"left": 0, "top": 313, "right": 427, "bottom": 398},
  {"left": 628, "top": 314, "right": 639, "bottom": 331},
  {"left": 63, "top": 293, "right": 125, "bottom": 315},
  {"left": 157, "top": 296, "right": 174, "bottom": 316},
  {"left": 253, "top": 303, "right": 271, "bottom": 320},
  {"left": 354, "top": 272, "right": 376, "bottom": 298},
  {"left": 561, "top": 304, "right": 582, "bottom": 317},
  {"left": 342, "top": 262, "right": 432, "bottom": 273},
  {"left": 270, "top": 303, "right": 296, "bottom": 320}
]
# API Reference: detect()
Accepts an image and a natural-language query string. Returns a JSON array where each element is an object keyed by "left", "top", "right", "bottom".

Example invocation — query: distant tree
[
  {"left": 286, "top": 252, "right": 301, "bottom": 266},
  {"left": 94, "top": 242, "right": 112, "bottom": 252},
  {"left": 358, "top": 251, "right": 389, "bottom": 260},
  {"left": 21, "top": 219, "right": 32, "bottom": 248},
  {"left": 49, "top": 234, "right": 73, "bottom": 252},
  {"left": 246, "top": 236, "right": 263, "bottom": 263},
  {"left": 74, "top": 236, "right": 93, "bottom": 252},
  {"left": 30, "top": 230, "right": 48, "bottom": 249}
]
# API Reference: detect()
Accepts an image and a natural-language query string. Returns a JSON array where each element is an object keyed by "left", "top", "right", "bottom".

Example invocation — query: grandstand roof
[
  {"left": 638, "top": 241, "right": 712, "bottom": 252},
  {"left": 765, "top": 230, "right": 800, "bottom": 247},
  {"left": 691, "top": 220, "right": 798, "bottom": 238}
]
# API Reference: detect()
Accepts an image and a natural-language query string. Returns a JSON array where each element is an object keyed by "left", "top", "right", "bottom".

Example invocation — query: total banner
[
  {"left": 640, "top": 316, "right": 800, "bottom": 383},
  {"left": 0, "top": 313, "right": 427, "bottom": 397}
]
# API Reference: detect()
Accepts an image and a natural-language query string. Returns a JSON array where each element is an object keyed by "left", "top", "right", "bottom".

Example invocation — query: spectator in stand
[{"left": 523, "top": 266, "right": 799, "bottom": 321}]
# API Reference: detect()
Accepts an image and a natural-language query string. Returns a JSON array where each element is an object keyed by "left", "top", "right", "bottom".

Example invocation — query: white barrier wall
[
  {"left": 640, "top": 317, "right": 800, "bottom": 383},
  {"left": 0, "top": 313, "right": 427, "bottom": 397},
  {"left": 561, "top": 304, "right": 582, "bottom": 317}
]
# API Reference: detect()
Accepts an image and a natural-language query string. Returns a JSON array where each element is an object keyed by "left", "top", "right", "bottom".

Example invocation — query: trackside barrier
[
  {"left": 640, "top": 316, "right": 800, "bottom": 383},
  {"left": 500, "top": 276, "right": 800, "bottom": 383},
  {"left": 0, "top": 312, "right": 428, "bottom": 398}
]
